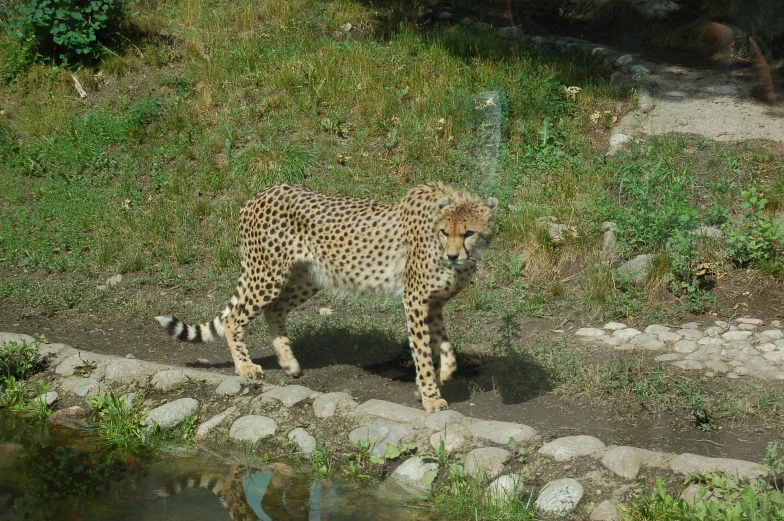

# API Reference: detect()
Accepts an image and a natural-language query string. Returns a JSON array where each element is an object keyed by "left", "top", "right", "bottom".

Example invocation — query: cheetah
[{"left": 155, "top": 182, "right": 498, "bottom": 412}]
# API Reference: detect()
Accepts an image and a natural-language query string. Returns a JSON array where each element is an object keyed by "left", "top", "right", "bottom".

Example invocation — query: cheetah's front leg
[
  {"left": 427, "top": 302, "right": 457, "bottom": 386},
  {"left": 405, "top": 296, "right": 448, "bottom": 412}
]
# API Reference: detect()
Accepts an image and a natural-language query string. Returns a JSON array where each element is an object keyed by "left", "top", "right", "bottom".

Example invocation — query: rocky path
[
  {"left": 576, "top": 317, "right": 784, "bottom": 380},
  {"left": 1, "top": 331, "right": 775, "bottom": 520}
]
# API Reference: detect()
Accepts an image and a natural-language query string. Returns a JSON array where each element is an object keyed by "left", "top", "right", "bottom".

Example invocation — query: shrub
[
  {"left": 725, "top": 187, "right": 784, "bottom": 274},
  {"left": 5, "top": 0, "right": 126, "bottom": 64}
]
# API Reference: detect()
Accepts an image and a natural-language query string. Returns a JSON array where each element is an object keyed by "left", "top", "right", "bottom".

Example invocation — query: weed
[
  {"left": 620, "top": 475, "right": 784, "bottom": 521},
  {"left": 0, "top": 340, "right": 42, "bottom": 381},
  {"left": 0, "top": 376, "right": 27, "bottom": 410},
  {"left": 88, "top": 392, "right": 149, "bottom": 449},
  {"left": 429, "top": 461, "right": 535, "bottom": 520},
  {"left": 311, "top": 444, "right": 332, "bottom": 475},
  {"left": 29, "top": 383, "right": 53, "bottom": 419},
  {"left": 5, "top": 0, "right": 126, "bottom": 63},
  {"left": 725, "top": 187, "right": 784, "bottom": 275}
]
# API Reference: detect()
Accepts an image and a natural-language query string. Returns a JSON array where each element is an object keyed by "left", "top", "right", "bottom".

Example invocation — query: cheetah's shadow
[{"left": 226, "top": 320, "right": 557, "bottom": 407}]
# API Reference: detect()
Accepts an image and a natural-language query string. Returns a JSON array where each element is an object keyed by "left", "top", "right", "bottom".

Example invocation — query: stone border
[
  {"left": 1, "top": 332, "right": 771, "bottom": 519},
  {"left": 576, "top": 317, "right": 784, "bottom": 380}
]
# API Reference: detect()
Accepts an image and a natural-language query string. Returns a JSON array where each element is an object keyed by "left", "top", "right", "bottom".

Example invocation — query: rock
[
  {"left": 704, "top": 360, "right": 729, "bottom": 373},
  {"left": 388, "top": 457, "right": 439, "bottom": 497},
  {"left": 679, "top": 483, "right": 714, "bottom": 505},
  {"left": 698, "top": 337, "right": 724, "bottom": 345},
  {"left": 423, "top": 410, "right": 467, "bottom": 431},
  {"left": 151, "top": 369, "right": 188, "bottom": 390},
  {"left": 438, "top": 11, "right": 453, "bottom": 20},
  {"left": 645, "top": 325, "right": 671, "bottom": 335},
  {"left": 655, "top": 353, "right": 682, "bottom": 362},
  {"left": 603, "top": 322, "right": 627, "bottom": 331},
  {"left": 677, "top": 329, "right": 703, "bottom": 340},
  {"left": 722, "top": 330, "right": 753, "bottom": 342},
  {"left": 497, "top": 26, "right": 524, "bottom": 40},
  {"left": 313, "top": 392, "right": 358, "bottom": 418},
  {"left": 733, "top": 366, "right": 749, "bottom": 376},
  {"left": 576, "top": 328, "right": 606, "bottom": 338},
  {"left": 468, "top": 420, "right": 537, "bottom": 445},
  {"left": 429, "top": 430, "right": 465, "bottom": 451},
  {"left": 601, "top": 446, "right": 668, "bottom": 480},
  {"left": 617, "top": 254, "right": 654, "bottom": 284},
  {"left": 763, "top": 351, "right": 784, "bottom": 363},
  {"left": 674, "top": 360, "right": 703, "bottom": 371},
  {"left": 631, "top": 334, "right": 665, "bottom": 350},
  {"left": 105, "top": 359, "right": 144, "bottom": 382},
  {"left": 762, "top": 330, "right": 784, "bottom": 340},
  {"left": 613, "top": 328, "right": 642, "bottom": 341},
  {"left": 46, "top": 406, "right": 94, "bottom": 430},
  {"left": 534, "top": 478, "right": 584, "bottom": 517},
  {"left": 464, "top": 447, "right": 510, "bottom": 480},
  {"left": 215, "top": 377, "right": 243, "bottom": 396},
  {"left": 146, "top": 398, "right": 199, "bottom": 429},
  {"left": 229, "top": 415, "right": 277, "bottom": 443},
  {"left": 630, "top": 0, "right": 679, "bottom": 20},
  {"left": 195, "top": 407, "right": 236, "bottom": 440},
  {"left": 60, "top": 377, "right": 101, "bottom": 397},
  {"left": 288, "top": 428, "right": 317, "bottom": 455},
  {"left": 673, "top": 340, "right": 698, "bottom": 354},
  {"left": 488, "top": 474, "right": 525, "bottom": 503},
  {"left": 34, "top": 391, "right": 58, "bottom": 407},
  {"left": 736, "top": 318, "right": 763, "bottom": 325},
  {"left": 604, "top": 336, "right": 623, "bottom": 346},
  {"left": 120, "top": 393, "right": 135, "bottom": 409},
  {"left": 689, "top": 226, "right": 724, "bottom": 239},
  {"left": 608, "top": 133, "right": 633, "bottom": 152},
  {"left": 55, "top": 353, "right": 96, "bottom": 376},
  {"left": 669, "top": 453, "right": 768, "bottom": 480},
  {"left": 659, "top": 332, "right": 683, "bottom": 343},
  {"left": 349, "top": 425, "right": 410, "bottom": 457},
  {"left": 0, "top": 332, "right": 36, "bottom": 347},
  {"left": 686, "top": 345, "right": 721, "bottom": 360},
  {"left": 614, "top": 54, "right": 634, "bottom": 67},
  {"left": 602, "top": 228, "right": 618, "bottom": 262},
  {"left": 260, "top": 385, "right": 313, "bottom": 407},
  {"left": 590, "top": 499, "right": 621, "bottom": 521},
  {"left": 106, "top": 274, "right": 123, "bottom": 286},
  {"left": 353, "top": 399, "right": 427, "bottom": 425},
  {"left": 704, "top": 326, "right": 725, "bottom": 336},
  {"left": 738, "top": 323, "right": 758, "bottom": 331},
  {"left": 681, "top": 322, "right": 700, "bottom": 329},
  {"left": 539, "top": 435, "right": 605, "bottom": 461}
]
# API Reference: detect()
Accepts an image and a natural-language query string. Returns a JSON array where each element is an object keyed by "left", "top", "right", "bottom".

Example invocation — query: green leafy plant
[
  {"left": 725, "top": 187, "right": 784, "bottom": 274},
  {"left": 664, "top": 232, "right": 716, "bottom": 313},
  {"left": 0, "top": 340, "right": 42, "bottom": 382},
  {"left": 5, "top": 0, "right": 126, "bottom": 63},
  {"left": 88, "top": 392, "right": 149, "bottom": 449},
  {"left": 0, "top": 376, "right": 27, "bottom": 410},
  {"left": 311, "top": 444, "right": 332, "bottom": 475}
]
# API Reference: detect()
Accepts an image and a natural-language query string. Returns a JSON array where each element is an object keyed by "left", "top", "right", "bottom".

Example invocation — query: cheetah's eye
[
  {"left": 464, "top": 230, "right": 475, "bottom": 238},
  {"left": 439, "top": 229, "right": 448, "bottom": 237}
]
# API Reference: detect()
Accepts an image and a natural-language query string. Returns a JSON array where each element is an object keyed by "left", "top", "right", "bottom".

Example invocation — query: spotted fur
[{"left": 155, "top": 182, "right": 498, "bottom": 412}]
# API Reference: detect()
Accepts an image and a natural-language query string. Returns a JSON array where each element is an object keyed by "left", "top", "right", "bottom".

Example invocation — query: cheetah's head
[{"left": 436, "top": 196, "right": 499, "bottom": 266}]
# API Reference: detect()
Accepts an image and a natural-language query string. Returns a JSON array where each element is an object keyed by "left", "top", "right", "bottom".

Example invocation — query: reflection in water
[{"left": 0, "top": 413, "right": 413, "bottom": 521}]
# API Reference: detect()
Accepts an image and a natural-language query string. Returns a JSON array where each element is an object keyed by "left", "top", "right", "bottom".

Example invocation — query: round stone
[
  {"left": 674, "top": 340, "right": 697, "bottom": 354},
  {"left": 229, "top": 415, "right": 277, "bottom": 442},
  {"left": 534, "top": 478, "right": 584, "bottom": 517},
  {"left": 538, "top": 435, "right": 605, "bottom": 461}
]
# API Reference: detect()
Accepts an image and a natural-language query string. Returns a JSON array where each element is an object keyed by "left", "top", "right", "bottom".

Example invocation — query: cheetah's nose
[{"left": 447, "top": 253, "right": 459, "bottom": 261}]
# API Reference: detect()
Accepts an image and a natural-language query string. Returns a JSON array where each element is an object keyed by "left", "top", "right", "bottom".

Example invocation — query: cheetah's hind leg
[{"left": 263, "top": 265, "right": 321, "bottom": 377}]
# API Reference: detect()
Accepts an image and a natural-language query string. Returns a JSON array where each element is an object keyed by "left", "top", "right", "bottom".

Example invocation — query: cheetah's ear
[
  {"left": 438, "top": 197, "right": 453, "bottom": 210},
  {"left": 483, "top": 197, "right": 499, "bottom": 215}
]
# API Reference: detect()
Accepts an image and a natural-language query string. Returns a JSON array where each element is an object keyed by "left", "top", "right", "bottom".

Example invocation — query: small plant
[
  {"left": 88, "top": 392, "right": 149, "bottom": 449},
  {"left": 311, "top": 444, "right": 332, "bottom": 475},
  {"left": 0, "top": 340, "right": 42, "bottom": 382},
  {"left": 5, "top": 0, "right": 126, "bottom": 63},
  {"left": 0, "top": 375, "right": 27, "bottom": 410},
  {"left": 73, "top": 359, "right": 98, "bottom": 376},
  {"left": 725, "top": 187, "right": 784, "bottom": 274}
]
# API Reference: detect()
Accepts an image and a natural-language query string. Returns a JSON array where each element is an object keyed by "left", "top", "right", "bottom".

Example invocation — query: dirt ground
[{"left": 2, "top": 282, "right": 781, "bottom": 465}]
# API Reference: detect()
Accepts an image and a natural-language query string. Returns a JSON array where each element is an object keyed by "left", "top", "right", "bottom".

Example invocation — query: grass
[
  {"left": 621, "top": 442, "right": 784, "bottom": 521},
  {"left": 429, "top": 458, "right": 536, "bottom": 521},
  {"left": 1, "top": 0, "right": 782, "bottom": 325}
]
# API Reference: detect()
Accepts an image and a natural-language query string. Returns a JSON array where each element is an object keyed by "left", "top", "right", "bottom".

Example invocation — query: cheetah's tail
[{"left": 154, "top": 292, "right": 240, "bottom": 343}]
